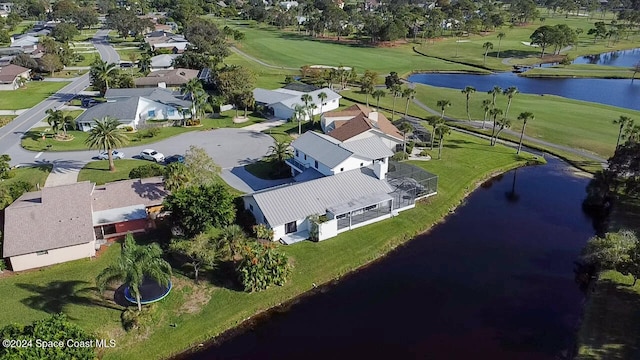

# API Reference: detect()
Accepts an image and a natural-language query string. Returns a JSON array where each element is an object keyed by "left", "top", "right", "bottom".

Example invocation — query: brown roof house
[
  {"left": 134, "top": 68, "right": 200, "bottom": 88},
  {"left": 3, "top": 177, "right": 169, "bottom": 271},
  {"left": 0, "top": 64, "right": 31, "bottom": 91},
  {"left": 321, "top": 104, "right": 404, "bottom": 151}
]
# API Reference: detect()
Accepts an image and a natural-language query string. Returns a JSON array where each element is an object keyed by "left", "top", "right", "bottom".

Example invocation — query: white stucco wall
[
  {"left": 138, "top": 98, "right": 189, "bottom": 122},
  {"left": 333, "top": 155, "right": 372, "bottom": 175},
  {"left": 9, "top": 241, "right": 97, "bottom": 272}
]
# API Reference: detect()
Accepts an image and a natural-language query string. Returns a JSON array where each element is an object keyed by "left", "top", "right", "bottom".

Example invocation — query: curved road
[{"left": 0, "top": 29, "right": 120, "bottom": 166}]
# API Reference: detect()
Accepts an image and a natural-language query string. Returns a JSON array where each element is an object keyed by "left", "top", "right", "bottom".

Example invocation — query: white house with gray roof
[
  {"left": 253, "top": 87, "right": 340, "bottom": 121},
  {"left": 243, "top": 130, "right": 414, "bottom": 244},
  {"left": 75, "top": 88, "right": 191, "bottom": 131}
]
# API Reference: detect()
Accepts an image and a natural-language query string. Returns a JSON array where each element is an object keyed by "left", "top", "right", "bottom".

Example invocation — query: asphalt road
[{"left": 0, "top": 29, "right": 120, "bottom": 166}]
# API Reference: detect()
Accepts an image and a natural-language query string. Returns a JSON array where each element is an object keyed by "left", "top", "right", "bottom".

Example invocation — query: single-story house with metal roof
[
  {"left": 253, "top": 87, "right": 341, "bottom": 121},
  {"left": 150, "top": 54, "right": 180, "bottom": 71},
  {"left": 2, "top": 177, "right": 169, "bottom": 271},
  {"left": 243, "top": 130, "right": 425, "bottom": 244},
  {"left": 134, "top": 68, "right": 199, "bottom": 88},
  {"left": 75, "top": 88, "right": 191, "bottom": 131},
  {"left": 0, "top": 64, "right": 30, "bottom": 90}
]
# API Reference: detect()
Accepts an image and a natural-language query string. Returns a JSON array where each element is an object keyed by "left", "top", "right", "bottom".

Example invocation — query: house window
[
  {"left": 167, "top": 108, "right": 175, "bottom": 116},
  {"left": 249, "top": 204, "right": 254, "bottom": 211},
  {"left": 295, "top": 150, "right": 299, "bottom": 157},
  {"left": 102, "top": 224, "right": 117, "bottom": 235},
  {"left": 148, "top": 109, "right": 156, "bottom": 118},
  {"left": 36, "top": 250, "right": 48, "bottom": 256},
  {"left": 304, "top": 155, "right": 307, "bottom": 160},
  {"left": 314, "top": 160, "right": 318, "bottom": 169},
  {"left": 285, "top": 221, "right": 297, "bottom": 234}
]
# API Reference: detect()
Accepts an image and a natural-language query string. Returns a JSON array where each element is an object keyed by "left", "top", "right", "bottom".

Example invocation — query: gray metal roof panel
[
  {"left": 249, "top": 168, "right": 393, "bottom": 226},
  {"left": 76, "top": 97, "right": 140, "bottom": 123},
  {"left": 253, "top": 88, "right": 295, "bottom": 105},
  {"left": 341, "top": 136, "right": 394, "bottom": 160},
  {"left": 291, "top": 131, "right": 352, "bottom": 168}
]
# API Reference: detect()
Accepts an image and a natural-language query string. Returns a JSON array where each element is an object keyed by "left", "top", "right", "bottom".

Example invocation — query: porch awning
[
  {"left": 327, "top": 192, "right": 392, "bottom": 216},
  {"left": 92, "top": 204, "right": 147, "bottom": 226}
]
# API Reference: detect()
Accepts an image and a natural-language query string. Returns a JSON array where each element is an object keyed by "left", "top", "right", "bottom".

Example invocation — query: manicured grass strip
[
  {"left": 523, "top": 64, "right": 637, "bottom": 79},
  {"left": 0, "top": 82, "right": 69, "bottom": 110},
  {"left": 0, "top": 165, "right": 52, "bottom": 190},
  {"left": 411, "top": 83, "right": 640, "bottom": 158},
  {"left": 244, "top": 159, "right": 290, "bottom": 180},
  {"left": 77, "top": 159, "right": 150, "bottom": 185},
  {"left": 21, "top": 115, "right": 264, "bottom": 152},
  {"left": 577, "top": 270, "right": 640, "bottom": 360}
]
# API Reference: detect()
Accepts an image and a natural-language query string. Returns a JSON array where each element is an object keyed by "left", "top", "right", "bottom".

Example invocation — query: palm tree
[
  {"left": 96, "top": 234, "right": 172, "bottom": 312},
  {"left": 481, "top": 99, "right": 492, "bottom": 129},
  {"left": 219, "top": 224, "right": 246, "bottom": 262},
  {"left": 402, "top": 87, "right": 416, "bottom": 118},
  {"left": 488, "top": 85, "right": 502, "bottom": 107},
  {"left": 436, "top": 99, "right": 451, "bottom": 120},
  {"left": 613, "top": 115, "right": 633, "bottom": 149},
  {"left": 624, "top": 123, "right": 640, "bottom": 143},
  {"left": 427, "top": 115, "right": 444, "bottom": 150},
  {"left": 292, "top": 104, "right": 306, "bottom": 135},
  {"left": 461, "top": 86, "right": 476, "bottom": 121},
  {"left": 435, "top": 123, "right": 451, "bottom": 159},
  {"left": 139, "top": 53, "right": 151, "bottom": 74},
  {"left": 301, "top": 93, "right": 313, "bottom": 121},
  {"left": 45, "top": 109, "right": 75, "bottom": 137},
  {"left": 267, "top": 139, "right": 293, "bottom": 163},
  {"left": 372, "top": 89, "right": 386, "bottom": 109},
  {"left": 516, "top": 112, "right": 534, "bottom": 154},
  {"left": 496, "top": 32, "right": 505, "bottom": 58},
  {"left": 308, "top": 103, "right": 318, "bottom": 126},
  {"left": 362, "top": 83, "right": 374, "bottom": 107},
  {"left": 180, "top": 78, "right": 204, "bottom": 118},
  {"left": 85, "top": 116, "right": 129, "bottom": 172},
  {"left": 488, "top": 107, "right": 503, "bottom": 144},
  {"left": 240, "top": 91, "right": 254, "bottom": 118},
  {"left": 492, "top": 117, "right": 512, "bottom": 146},
  {"left": 503, "top": 86, "right": 519, "bottom": 119},
  {"left": 317, "top": 91, "right": 328, "bottom": 120},
  {"left": 193, "top": 89, "right": 209, "bottom": 120},
  {"left": 390, "top": 84, "right": 403, "bottom": 121},
  {"left": 93, "top": 60, "right": 117, "bottom": 94},
  {"left": 128, "top": 53, "right": 138, "bottom": 74},
  {"left": 398, "top": 121, "right": 413, "bottom": 154},
  {"left": 482, "top": 42, "right": 493, "bottom": 65}
]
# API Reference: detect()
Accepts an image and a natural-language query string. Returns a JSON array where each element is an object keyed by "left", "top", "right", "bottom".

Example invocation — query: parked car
[
  {"left": 140, "top": 149, "right": 165, "bottom": 162},
  {"left": 81, "top": 98, "right": 99, "bottom": 108},
  {"left": 31, "top": 74, "right": 44, "bottom": 81},
  {"left": 98, "top": 150, "right": 125, "bottom": 160},
  {"left": 165, "top": 154, "right": 185, "bottom": 164}
]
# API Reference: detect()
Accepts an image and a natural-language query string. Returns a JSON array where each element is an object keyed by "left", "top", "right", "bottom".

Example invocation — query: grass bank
[
  {"left": 0, "top": 131, "right": 539, "bottom": 360},
  {"left": 21, "top": 115, "right": 264, "bottom": 152},
  {"left": 0, "top": 165, "right": 52, "bottom": 190},
  {"left": 0, "top": 82, "right": 69, "bottom": 110},
  {"left": 577, "top": 270, "right": 640, "bottom": 359},
  {"left": 77, "top": 159, "right": 150, "bottom": 185},
  {"left": 522, "top": 64, "right": 638, "bottom": 79}
]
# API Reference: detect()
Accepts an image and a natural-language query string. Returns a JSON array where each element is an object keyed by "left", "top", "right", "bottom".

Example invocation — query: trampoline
[{"left": 124, "top": 277, "right": 172, "bottom": 305}]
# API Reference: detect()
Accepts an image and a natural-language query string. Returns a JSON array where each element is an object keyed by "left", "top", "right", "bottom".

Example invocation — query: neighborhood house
[
  {"left": 2, "top": 178, "right": 168, "bottom": 271},
  {"left": 244, "top": 131, "right": 438, "bottom": 244},
  {"left": 253, "top": 86, "right": 341, "bottom": 121},
  {"left": 0, "top": 64, "right": 31, "bottom": 91},
  {"left": 75, "top": 88, "right": 192, "bottom": 131}
]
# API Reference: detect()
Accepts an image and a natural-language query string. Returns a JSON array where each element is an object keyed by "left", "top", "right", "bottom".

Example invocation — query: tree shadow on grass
[
  {"left": 277, "top": 32, "right": 375, "bottom": 49},
  {"left": 17, "top": 280, "right": 123, "bottom": 318},
  {"left": 577, "top": 278, "right": 640, "bottom": 359},
  {"left": 490, "top": 49, "right": 541, "bottom": 58}
]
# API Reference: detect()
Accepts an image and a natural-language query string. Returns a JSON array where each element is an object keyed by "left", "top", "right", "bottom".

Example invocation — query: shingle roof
[
  {"left": 248, "top": 168, "right": 394, "bottom": 226},
  {"left": 3, "top": 182, "right": 95, "bottom": 257},
  {"left": 327, "top": 113, "right": 373, "bottom": 141},
  {"left": 134, "top": 68, "right": 199, "bottom": 87},
  {"left": 341, "top": 136, "right": 394, "bottom": 159},
  {"left": 292, "top": 131, "right": 352, "bottom": 168},
  {"left": 0, "top": 64, "right": 29, "bottom": 83},
  {"left": 75, "top": 97, "right": 140, "bottom": 124},
  {"left": 323, "top": 103, "right": 371, "bottom": 118},
  {"left": 92, "top": 177, "right": 168, "bottom": 211},
  {"left": 104, "top": 88, "right": 191, "bottom": 108},
  {"left": 326, "top": 105, "right": 403, "bottom": 142}
]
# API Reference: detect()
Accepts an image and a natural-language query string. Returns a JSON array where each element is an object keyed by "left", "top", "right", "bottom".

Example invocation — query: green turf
[
  {"left": 522, "top": 64, "right": 638, "bottom": 79},
  {"left": 577, "top": 270, "right": 640, "bottom": 360},
  {"left": 0, "top": 82, "right": 70, "bottom": 110},
  {"left": 409, "top": 83, "right": 640, "bottom": 158},
  {"left": 0, "top": 165, "right": 52, "bottom": 191},
  {"left": 0, "top": 130, "right": 538, "bottom": 360},
  {"left": 77, "top": 159, "right": 150, "bottom": 185},
  {"left": 21, "top": 115, "right": 265, "bottom": 152},
  {"left": 244, "top": 159, "right": 290, "bottom": 180}
]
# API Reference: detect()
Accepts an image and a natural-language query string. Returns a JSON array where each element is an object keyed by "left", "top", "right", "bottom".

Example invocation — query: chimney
[
  {"left": 373, "top": 159, "right": 388, "bottom": 180},
  {"left": 369, "top": 111, "right": 379, "bottom": 123},
  {"left": 158, "top": 82, "right": 166, "bottom": 88}
]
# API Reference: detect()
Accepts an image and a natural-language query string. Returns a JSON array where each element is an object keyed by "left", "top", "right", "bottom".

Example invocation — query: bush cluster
[
  {"left": 129, "top": 164, "right": 164, "bottom": 179},
  {"left": 237, "top": 242, "right": 290, "bottom": 292}
]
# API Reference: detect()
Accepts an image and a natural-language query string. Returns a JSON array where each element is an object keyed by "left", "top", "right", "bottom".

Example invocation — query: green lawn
[
  {"left": 225, "top": 52, "right": 297, "bottom": 89},
  {"left": 77, "top": 159, "right": 150, "bottom": 185},
  {"left": 577, "top": 270, "right": 640, "bottom": 360},
  {"left": 522, "top": 64, "right": 638, "bottom": 79},
  {"left": 0, "top": 82, "right": 70, "bottom": 110},
  {"left": 244, "top": 159, "right": 290, "bottom": 180},
  {"left": 410, "top": 83, "right": 640, "bottom": 159},
  {"left": 0, "top": 130, "right": 539, "bottom": 360},
  {"left": 220, "top": 20, "right": 485, "bottom": 76},
  {"left": 0, "top": 165, "right": 52, "bottom": 191},
  {"left": 21, "top": 115, "right": 264, "bottom": 152}
]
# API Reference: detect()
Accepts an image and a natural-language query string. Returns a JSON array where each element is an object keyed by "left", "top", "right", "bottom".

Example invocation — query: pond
[
  {"left": 181, "top": 158, "right": 594, "bottom": 360},
  {"left": 408, "top": 71, "right": 640, "bottom": 111},
  {"left": 573, "top": 48, "right": 640, "bottom": 67}
]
